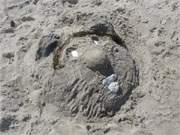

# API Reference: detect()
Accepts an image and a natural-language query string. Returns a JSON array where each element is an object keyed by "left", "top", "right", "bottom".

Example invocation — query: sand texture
[{"left": 0, "top": 0, "right": 180, "bottom": 135}]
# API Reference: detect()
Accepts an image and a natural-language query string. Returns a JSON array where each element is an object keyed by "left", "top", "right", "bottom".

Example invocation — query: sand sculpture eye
[{"left": 36, "top": 21, "right": 139, "bottom": 119}]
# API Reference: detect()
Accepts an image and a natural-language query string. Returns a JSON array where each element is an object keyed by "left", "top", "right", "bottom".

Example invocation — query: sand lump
[{"left": 37, "top": 22, "right": 139, "bottom": 119}]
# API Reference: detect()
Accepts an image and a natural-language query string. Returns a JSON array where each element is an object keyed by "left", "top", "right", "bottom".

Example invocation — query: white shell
[
  {"left": 102, "top": 74, "right": 117, "bottom": 87},
  {"left": 94, "top": 41, "right": 98, "bottom": 45},
  {"left": 71, "top": 50, "right": 79, "bottom": 57},
  {"left": 108, "top": 82, "right": 119, "bottom": 93}
]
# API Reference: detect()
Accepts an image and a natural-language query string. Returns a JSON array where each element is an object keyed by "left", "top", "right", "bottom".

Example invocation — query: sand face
[
  {"left": 0, "top": 0, "right": 180, "bottom": 135},
  {"left": 37, "top": 21, "right": 139, "bottom": 120}
]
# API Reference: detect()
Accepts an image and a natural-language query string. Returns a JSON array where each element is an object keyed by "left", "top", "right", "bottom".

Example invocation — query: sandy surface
[{"left": 0, "top": 0, "right": 180, "bottom": 135}]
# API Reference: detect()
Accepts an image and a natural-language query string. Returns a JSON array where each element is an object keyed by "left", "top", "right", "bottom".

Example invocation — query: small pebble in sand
[{"left": 10, "top": 20, "right": 16, "bottom": 27}]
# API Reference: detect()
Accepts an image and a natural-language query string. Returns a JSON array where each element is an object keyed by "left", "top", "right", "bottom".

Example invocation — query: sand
[{"left": 0, "top": 0, "right": 180, "bottom": 135}]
